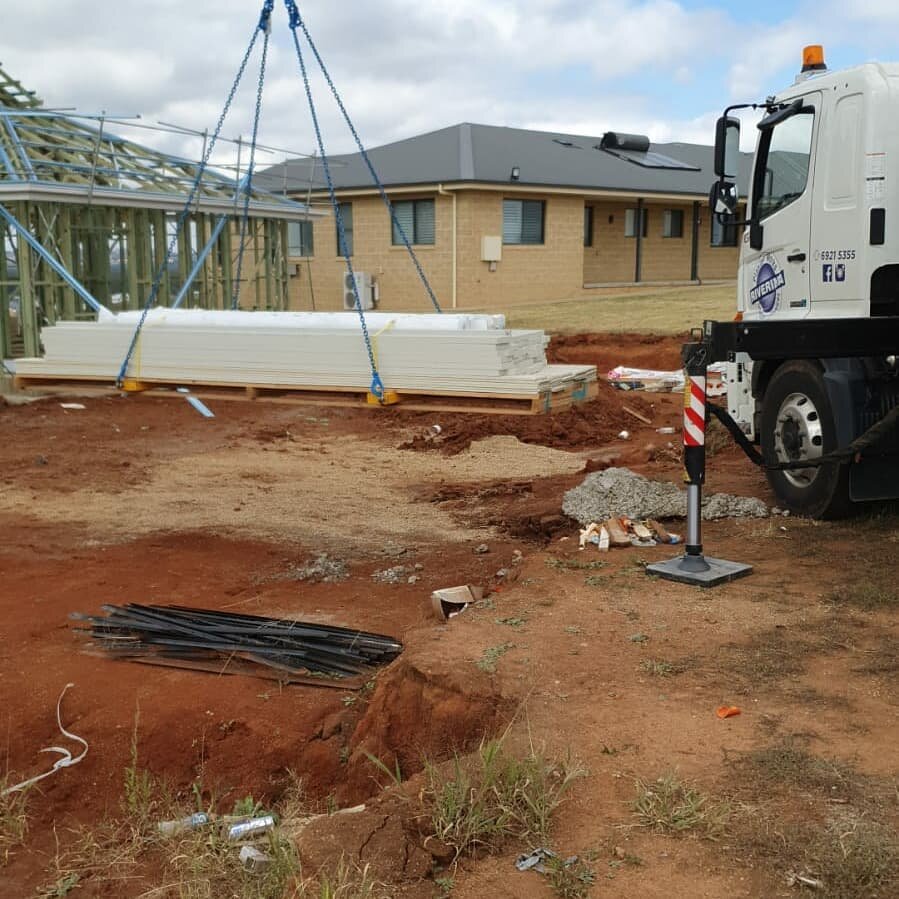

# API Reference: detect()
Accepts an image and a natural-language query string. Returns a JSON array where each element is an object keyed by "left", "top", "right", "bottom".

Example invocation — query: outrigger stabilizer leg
[{"left": 647, "top": 338, "right": 753, "bottom": 588}]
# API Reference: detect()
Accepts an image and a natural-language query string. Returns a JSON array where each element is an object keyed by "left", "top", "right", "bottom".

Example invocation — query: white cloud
[{"left": 1, "top": 0, "right": 888, "bottom": 174}]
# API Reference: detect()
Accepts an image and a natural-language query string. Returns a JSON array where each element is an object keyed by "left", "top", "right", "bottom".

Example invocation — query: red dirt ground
[{"left": 1, "top": 330, "right": 896, "bottom": 898}]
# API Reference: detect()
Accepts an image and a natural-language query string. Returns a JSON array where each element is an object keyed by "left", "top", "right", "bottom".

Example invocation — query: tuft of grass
[
  {"left": 633, "top": 774, "right": 730, "bottom": 839},
  {"left": 0, "top": 781, "right": 28, "bottom": 866},
  {"left": 304, "top": 856, "right": 387, "bottom": 898},
  {"left": 734, "top": 813, "right": 899, "bottom": 899},
  {"left": 811, "top": 819, "right": 899, "bottom": 899},
  {"left": 639, "top": 659, "right": 678, "bottom": 677},
  {"left": 36, "top": 871, "right": 80, "bottom": 897},
  {"left": 165, "top": 824, "right": 301, "bottom": 899},
  {"left": 123, "top": 709, "right": 167, "bottom": 832},
  {"left": 714, "top": 628, "right": 808, "bottom": 688},
  {"left": 476, "top": 643, "right": 514, "bottom": 673},
  {"left": 424, "top": 739, "right": 585, "bottom": 860},
  {"left": 362, "top": 751, "right": 404, "bottom": 787},
  {"left": 545, "top": 855, "right": 595, "bottom": 898},
  {"left": 545, "top": 558, "right": 606, "bottom": 572},
  {"left": 828, "top": 581, "right": 898, "bottom": 611},
  {"left": 734, "top": 741, "right": 857, "bottom": 796},
  {"left": 433, "top": 875, "right": 454, "bottom": 897},
  {"left": 495, "top": 616, "right": 527, "bottom": 629}
]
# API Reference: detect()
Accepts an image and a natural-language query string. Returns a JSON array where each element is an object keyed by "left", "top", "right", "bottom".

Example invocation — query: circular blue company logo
[{"left": 749, "top": 258, "right": 786, "bottom": 315}]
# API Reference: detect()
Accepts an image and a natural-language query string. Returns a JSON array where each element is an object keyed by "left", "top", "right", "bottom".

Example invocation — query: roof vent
[{"left": 599, "top": 132, "right": 651, "bottom": 153}]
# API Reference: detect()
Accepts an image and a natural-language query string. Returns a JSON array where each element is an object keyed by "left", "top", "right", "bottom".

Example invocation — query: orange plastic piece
[{"left": 716, "top": 706, "right": 742, "bottom": 719}]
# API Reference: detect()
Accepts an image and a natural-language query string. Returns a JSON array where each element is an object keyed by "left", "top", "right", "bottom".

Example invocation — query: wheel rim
[{"left": 774, "top": 391, "right": 824, "bottom": 488}]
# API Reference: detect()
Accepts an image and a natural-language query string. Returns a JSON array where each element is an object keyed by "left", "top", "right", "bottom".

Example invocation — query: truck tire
[{"left": 760, "top": 360, "right": 850, "bottom": 519}]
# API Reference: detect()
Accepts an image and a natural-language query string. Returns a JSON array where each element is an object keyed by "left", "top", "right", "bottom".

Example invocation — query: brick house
[{"left": 260, "top": 123, "right": 749, "bottom": 311}]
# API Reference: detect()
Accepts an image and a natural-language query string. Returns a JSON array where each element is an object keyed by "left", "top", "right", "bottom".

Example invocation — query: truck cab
[{"left": 710, "top": 48, "right": 899, "bottom": 517}]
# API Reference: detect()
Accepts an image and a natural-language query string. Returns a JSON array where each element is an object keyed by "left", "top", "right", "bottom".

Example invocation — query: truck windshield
[{"left": 755, "top": 109, "right": 814, "bottom": 220}]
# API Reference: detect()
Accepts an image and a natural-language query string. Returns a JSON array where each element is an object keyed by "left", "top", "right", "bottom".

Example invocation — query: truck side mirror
[{"left": 714, "top": 115, "right": 741, "bottom": 179}]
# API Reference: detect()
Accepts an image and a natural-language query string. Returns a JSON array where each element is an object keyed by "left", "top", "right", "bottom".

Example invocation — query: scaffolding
[{"left": 0, "top": 66, "right": 320, "bottom": 358}]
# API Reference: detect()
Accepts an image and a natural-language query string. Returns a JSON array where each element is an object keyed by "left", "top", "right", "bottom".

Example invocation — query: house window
[
  {"left": 503, "top": 199, "right": 545, "bottom": 245},
  {"left": 624, "top": 207, "right": 648, "bottom": 238},
  {"left": 584, "top": 206, "right": 594, "bottom": 247},
  {"left": 287, "top": 220, "right": 314, "bottom": 257},
  {"left": 711, "top": 212, "right": 738, "bottom": 247},
  {"left": 335, "top": 202, "right": 353, "bottom": 256},
  {"left": 391, "top": 199, "right": 435, "bottom": 245},
  {"left": 662, "top": 209, "right": 684, "bottom": 238}
]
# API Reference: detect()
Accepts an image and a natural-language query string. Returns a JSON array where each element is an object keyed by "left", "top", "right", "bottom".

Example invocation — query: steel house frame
[{"left": 0, "top": 66, "right": 319, "bottom": 358}]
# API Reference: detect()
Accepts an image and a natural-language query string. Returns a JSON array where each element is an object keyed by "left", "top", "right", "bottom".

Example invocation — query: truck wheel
[{"left": 760, "top": 360, "right": 850, "bottom": 518}]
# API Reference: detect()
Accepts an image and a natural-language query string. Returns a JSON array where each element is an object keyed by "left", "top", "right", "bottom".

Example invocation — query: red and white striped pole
[
  {"left": 647, "top": 340, "right": 753, "bottom": 587},
  {"left": 680, "top": 346, "right": 711, "bottom": 572}
]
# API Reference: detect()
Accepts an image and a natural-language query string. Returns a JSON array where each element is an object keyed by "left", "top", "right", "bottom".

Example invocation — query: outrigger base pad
[{"left": 647, "top": 554, "right": 753, "bottom": 588}]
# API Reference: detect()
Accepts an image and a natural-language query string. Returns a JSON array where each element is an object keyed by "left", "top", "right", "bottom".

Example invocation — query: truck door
[{"left": 742, "top": 93, "right": 820, "bottom": 320}]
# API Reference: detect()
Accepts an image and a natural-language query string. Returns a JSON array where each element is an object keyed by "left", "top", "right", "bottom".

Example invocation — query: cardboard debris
[
  {"left": 430, "top": 585, "right": 484, "bottom": 621},
  {"left": 575, "top": 517, "right": 682, "bottom": 552},
  {"left": 604, "top": 518, "right": 632, "bottom": 547}
]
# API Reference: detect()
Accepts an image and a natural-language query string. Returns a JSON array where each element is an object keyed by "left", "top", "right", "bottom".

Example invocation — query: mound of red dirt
[
  {"left": 548, "top": 331, "right": 685, "bottom": 371},
  {"left": 402, "top": 383, "right": 655, "bottom": 455}
]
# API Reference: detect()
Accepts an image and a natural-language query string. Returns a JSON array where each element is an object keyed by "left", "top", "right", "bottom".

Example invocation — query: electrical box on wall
[{"left": 481, "top": 236, "right": 502, "bottom": 262}]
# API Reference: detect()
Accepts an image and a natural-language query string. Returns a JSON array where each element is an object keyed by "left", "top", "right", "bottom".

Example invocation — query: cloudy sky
[{"left": 1, "top": 0, "right": 898, "bottom": 171}]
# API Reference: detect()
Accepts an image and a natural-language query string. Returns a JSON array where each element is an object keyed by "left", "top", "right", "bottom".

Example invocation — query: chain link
[
  {"left": 284, "top": 1, "right": 442, "bottom": 315},
  {"left": 284, "top": 1, "right": 383, "bottom": 397},
  {"left": 117, "top": 17, "right": 265, "bottom": 385},
  {"left": 232, "top": 28, "right": 271, "bottom": 309}
]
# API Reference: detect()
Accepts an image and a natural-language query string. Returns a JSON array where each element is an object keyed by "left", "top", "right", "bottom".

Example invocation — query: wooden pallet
[{"left": 13, "top": 374, "right": 599, "bottom": 416}]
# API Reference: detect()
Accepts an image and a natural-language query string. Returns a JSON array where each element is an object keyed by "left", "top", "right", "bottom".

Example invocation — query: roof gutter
[{"left": 299, "top": 181, "right": 741, "bottom": 203}]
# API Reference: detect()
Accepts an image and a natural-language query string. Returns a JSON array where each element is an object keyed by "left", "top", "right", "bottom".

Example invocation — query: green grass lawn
[{"left": 467, "top": 283, "right": 736, "bottom": 335}]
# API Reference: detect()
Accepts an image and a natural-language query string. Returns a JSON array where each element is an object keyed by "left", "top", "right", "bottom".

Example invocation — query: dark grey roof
[{"left": 258, "top": 123, "right": 752, "bottom": 199}]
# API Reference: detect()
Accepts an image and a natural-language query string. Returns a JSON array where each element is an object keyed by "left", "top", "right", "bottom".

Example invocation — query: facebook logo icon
[{"left": 823, "top": 264, "right": 833, "bottom": 282}]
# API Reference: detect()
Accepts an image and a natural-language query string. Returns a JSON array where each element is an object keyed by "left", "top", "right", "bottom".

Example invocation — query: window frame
[
  {"left": 624, "top": 207, "right": 649, "bottom": 238},
  {"left": 584, "top": 205, "right": 594, "bottom": 247},
  {"left": 662, "top": 209, "right": 684, "bottom": 239},
  {"left": 287, "top": 219, "right": 314, "bottom": 258},
  {"left": 502, "top": 198, "right": 546, "bottom": 245},
  {"left": 751, "top": 105, "right": 815, "bottom": 223},
  {"left": 391, "top": 198, "right": 436, "bottom": 246}
]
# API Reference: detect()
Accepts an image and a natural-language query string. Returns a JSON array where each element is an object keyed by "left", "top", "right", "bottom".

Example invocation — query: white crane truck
[{"left": 703, "top": 45, "right": 899, "bottom": 518}]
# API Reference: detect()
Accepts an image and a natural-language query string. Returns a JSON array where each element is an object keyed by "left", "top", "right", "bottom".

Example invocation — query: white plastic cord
[{"left": 2, "top": 683, "right": 89, "bottom": 796}]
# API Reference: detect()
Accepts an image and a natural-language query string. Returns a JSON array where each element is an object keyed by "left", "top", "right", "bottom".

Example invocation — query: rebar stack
[{"left": 72, "top": 604, "right": 403, "bottom": 687}]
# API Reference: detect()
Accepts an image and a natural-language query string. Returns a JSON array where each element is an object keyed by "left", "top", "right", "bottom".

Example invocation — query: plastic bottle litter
[
  {"left": 157, "top": 812, "right": 211, "bottom": 836},
  {"left": 656, "top": 426, "right": 676, "bottom": 435},
  {"left": 227, "top": 815, "right": 276, "bottom": 842}
]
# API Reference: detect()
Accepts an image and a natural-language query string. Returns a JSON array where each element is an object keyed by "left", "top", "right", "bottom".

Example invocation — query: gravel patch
[{"left": 562, "top": 468, "right": 768, "bottom": 523}]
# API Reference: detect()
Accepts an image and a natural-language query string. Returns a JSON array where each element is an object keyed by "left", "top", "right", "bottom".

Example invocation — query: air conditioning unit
[{"left": 342, "top": 271, "right": 376, "bottom": 310}]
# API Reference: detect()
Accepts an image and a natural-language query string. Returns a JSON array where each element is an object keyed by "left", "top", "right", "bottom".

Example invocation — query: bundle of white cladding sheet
[{"left": 15, "top": 309, "right": 597, "bottom": 397}]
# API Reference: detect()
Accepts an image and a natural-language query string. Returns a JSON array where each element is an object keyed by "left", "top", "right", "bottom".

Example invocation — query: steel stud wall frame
[{"left": 0, "top": 66, "right": 316, "bottom": 358}]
